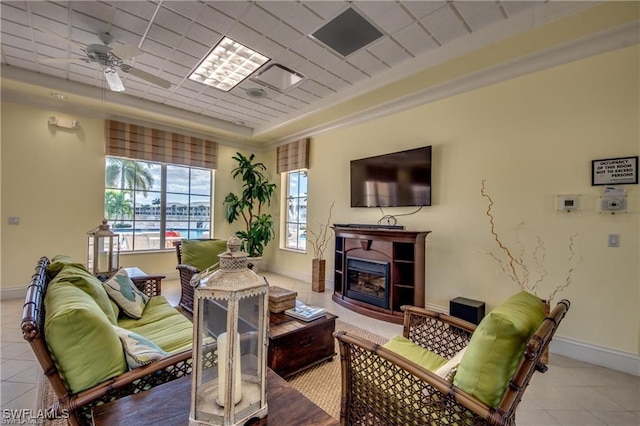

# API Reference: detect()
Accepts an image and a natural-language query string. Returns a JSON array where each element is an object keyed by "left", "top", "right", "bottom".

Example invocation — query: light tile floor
[{"left": 1, "top": 273, "right": 638, "bottom": 425}]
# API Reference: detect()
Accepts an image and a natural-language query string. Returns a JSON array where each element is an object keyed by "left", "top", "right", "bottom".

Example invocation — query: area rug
[{"left": 38, "top": 320, "right": 387, "bottom": 424}]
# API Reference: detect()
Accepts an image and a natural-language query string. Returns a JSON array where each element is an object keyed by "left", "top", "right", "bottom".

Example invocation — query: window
[
  {"left": 105, "top": 157, "right": 212, "bottom": 251},
  {"left": 284, "top": 170, "right": 308, "bottom": 251}
]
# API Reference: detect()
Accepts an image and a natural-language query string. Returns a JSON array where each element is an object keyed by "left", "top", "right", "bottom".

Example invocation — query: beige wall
[
  {"left": 1, "top": 44, "right": 638, "bottom": 357},
  {"left": 272, "top": 45, "right": 640, "bottom": 355}
]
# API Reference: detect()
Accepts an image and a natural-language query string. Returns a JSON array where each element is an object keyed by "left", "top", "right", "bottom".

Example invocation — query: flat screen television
[{"left": 350, "top": 146, "right": 432, "bottom": 207}]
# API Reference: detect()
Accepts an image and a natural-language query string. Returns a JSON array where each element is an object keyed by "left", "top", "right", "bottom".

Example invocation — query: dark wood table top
[
  {"left": 91, "top": 369, "right": 338, "bottom": 426},
  {"left": 269, "top": 311, "right": 338, "bottom": 339}
]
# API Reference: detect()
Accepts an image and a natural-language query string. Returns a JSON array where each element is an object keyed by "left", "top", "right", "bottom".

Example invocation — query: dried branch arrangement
[
  {"left": 481, "top": 180, "right": 582, "bottom": 302},
  {"left": 307, "top": 201, "right": 335, "bottom": 260}
]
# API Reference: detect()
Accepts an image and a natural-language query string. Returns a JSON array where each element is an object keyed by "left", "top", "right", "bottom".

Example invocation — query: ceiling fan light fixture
[
  {"left": 188, "top": 36, "right": 270, "bottom": 92},
  {"left": 104, "top": 68, "right": 125, "bottom": 92}
]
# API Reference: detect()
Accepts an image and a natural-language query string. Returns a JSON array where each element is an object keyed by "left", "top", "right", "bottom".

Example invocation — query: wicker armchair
[
  {"left": 21, "top": 257, "right": 195, "bottom": 426},
  {"left": 334, "top": 300, "right": 570, "bottom": 426},
  {"left": 174, "top": 239, "right": 223, "bottom": 314}
]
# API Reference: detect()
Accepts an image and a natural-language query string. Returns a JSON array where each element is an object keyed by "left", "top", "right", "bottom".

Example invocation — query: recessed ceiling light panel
[
  {"left": 251, "top": 64, "right": 305, "bottom": 93},
  {"left": 188, "top": 37, "right": 270, "bottom": 91}
]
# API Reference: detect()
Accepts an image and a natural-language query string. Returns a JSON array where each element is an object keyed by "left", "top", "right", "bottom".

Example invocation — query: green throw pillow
[
  {"left": 113, "top": 325, "right": 168, "bottom": 369},
  {"left": 49, "top": 263, "right": 117, "bottom": 325},
  {"left": 181, "top": 239, "right": 227, "bottom": 272},
  {"left": 103, "top": 269, "right": 149, "bottom": 319},
  {"left": 44, "top": 282, "right": 127, "bottom": 393},
  {"left": 453, "top": 291, "right": 546, "bottom": 408},
  {"left": 382, "top": 335, "right": 448, "bottom": 371}
]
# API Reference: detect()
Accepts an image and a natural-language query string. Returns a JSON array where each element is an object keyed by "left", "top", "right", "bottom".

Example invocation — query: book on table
[{"left": 285, "top": 303, "right": 326, "bottom": 322}]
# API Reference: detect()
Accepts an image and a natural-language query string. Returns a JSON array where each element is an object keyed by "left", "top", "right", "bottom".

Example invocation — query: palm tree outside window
[{"left": 105, "top": 157, "right": 213, "bottom": 251}]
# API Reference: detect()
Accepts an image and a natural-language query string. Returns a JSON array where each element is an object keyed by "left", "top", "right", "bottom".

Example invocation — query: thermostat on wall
[{"left": 556, "top": 194, "right": 581, "bottom": 212}]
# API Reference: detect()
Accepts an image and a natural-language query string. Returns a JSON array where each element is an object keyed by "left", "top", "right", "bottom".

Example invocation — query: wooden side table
[{"left": 124, "top": 267, "right": 165, "bottom": 297}]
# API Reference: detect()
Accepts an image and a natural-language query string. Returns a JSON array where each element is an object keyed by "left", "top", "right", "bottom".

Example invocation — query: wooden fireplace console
[{"left": 332, "top": 226, "right": 430, "bottom": 324}]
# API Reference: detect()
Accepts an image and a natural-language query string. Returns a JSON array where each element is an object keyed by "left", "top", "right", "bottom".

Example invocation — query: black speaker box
[{"left": 450, "top": 297, "right": 485, "bottom": 325}]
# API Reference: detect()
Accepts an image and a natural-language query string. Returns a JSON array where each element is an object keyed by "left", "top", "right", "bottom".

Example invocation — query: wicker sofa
[
  {"left": 21, "top": 256, "right": 196, "bottom": 425},
  {"left": 334, "top": 292, "right": 570, "bottom": 426}
]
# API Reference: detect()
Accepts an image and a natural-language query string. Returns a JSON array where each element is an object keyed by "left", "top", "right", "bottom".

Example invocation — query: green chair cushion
[
  {"left": 383, "top": 335, "right": 448, "bottom": 371},
  {"left": 113, "top": 325, "right": 168, "bottom": 368},
  {"left": 453, "top": 291, "right": 546, "bottom": 408},
  {"left": 103, "top": 269, "right": 149, "bottom": 319},
  {"left": 44, "top": 282, "right": 127, "bottom": 394},
  {"left": 50, "top": 263, "right": 117, "bottom": 325},
  {"left": 181, "top": 239, "right": 227, "bottom": 272},
  {"left": 118, "top": 296, "right": 193, "bottom": 353}
]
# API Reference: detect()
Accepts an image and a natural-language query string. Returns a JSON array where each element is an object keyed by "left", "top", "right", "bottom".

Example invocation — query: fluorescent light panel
[{"left": 189, "top": 37, "right": 270, "bottom": 91}]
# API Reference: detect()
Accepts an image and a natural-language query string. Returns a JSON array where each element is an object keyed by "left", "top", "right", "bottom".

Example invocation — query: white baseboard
[
  {"left": 550, "top": 336, "right": 640, "bottom": 377},
  {"left": 1, "top": 286, "right": 27, "bottom": 301}
]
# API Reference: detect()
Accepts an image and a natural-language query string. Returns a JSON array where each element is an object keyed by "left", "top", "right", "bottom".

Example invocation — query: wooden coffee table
[
  {"left": 91, "top": 369, "right": 338, "bottom": 426},
  {"left": 268, "top": 311, "right": 338, "bottom": 378}
]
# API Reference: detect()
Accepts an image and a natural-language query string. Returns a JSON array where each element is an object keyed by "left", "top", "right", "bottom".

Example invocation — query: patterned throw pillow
[
  {"left": 102, "top": 269, "right": 149, "bottom": 319},
  {"left": 113, "top": 325, "right": 168, "bottom": 369}
]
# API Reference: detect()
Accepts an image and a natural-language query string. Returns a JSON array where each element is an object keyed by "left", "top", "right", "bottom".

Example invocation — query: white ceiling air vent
[
  {"left": 251, "top": 64, "right": 305, "bottom": 93},
  {"left": 311, "top": 8, "right": 384, "bottom": 57}
]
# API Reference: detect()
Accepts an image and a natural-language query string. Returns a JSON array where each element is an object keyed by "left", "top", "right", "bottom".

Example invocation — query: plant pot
[
  {"left": 312, "top": 259, "right": 326, "bottom": 292},
  {"left": 247, "top": 256, "right": 262, "bottom": 274}
]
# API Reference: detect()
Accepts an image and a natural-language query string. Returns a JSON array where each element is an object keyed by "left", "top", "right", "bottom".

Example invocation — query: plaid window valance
[
  {"left": 276, "top": 138, "right": 310, "bottom": 173},
  {"left": 105, "top": 120, "right": 218, "bottom": 169}
]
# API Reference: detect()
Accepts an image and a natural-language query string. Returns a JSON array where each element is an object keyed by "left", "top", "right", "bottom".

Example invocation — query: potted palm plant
[{"left": 223, "top": 153, "right": 276, "bottom": 271}]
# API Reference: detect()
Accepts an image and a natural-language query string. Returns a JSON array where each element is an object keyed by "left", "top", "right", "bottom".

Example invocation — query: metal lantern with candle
[
  {"left": 189, "top": 236, "right": 269, "bottom": 426},
  {"left": 87, "top": 219, "right": 120, "bottom": 279}
]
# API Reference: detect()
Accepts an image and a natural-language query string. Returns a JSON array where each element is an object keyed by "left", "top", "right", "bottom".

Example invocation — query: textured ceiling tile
[
  {"left": 367, "top": 38, "right": 412, "bottom": 66},
  {"left": 464, "top": 7, "right": 505, "bottom": 32},
  {"left": 112, "top": 10, "right": 149, "bottom": 36},
  {"left": 177, "top": 38, "right": 209, "bottom": 59},
  {"left": 199, "top": 4, "right": 236, "bottom": 35},
  {"left": 242, "top": 5, "right": 281, "bottom": 35},
  {"left": 267, "top": 23, "right": 302, "bottom": 49},
  {"left": 207, "top": 1, "right": 252, "bottom": 19},
  {"left": 146, "top": 24, "right": 182, "bottom": 46},
  {"left": 331, "top": 61, "right": 368, "bottom": 84},
  {"left": 420, "top": 5, "right": 469, "bottom": 45},
  {"left": 291, "top": 37, "right": 341, "bottom": 68},
  {"left": 260, "top": 1, "right": 323, "bottom": 34},
  {"left": 1, "top": 19, "right": 32, "bottom": 39},
  {"left": 354, "top": 2, "right": 396, "bottom": 19},
  {"left": 28, "top": 2, "right": 71, "bottom": 23},
  {"left": 1, "top": 3, "right": 28, "bottom": 24},
  {"left": 303, "top": 1, "right": 347, "bottom": 19},
  {"left": 185, "top": 23, "right": 222, "bottom": 48},
  {"left": 392, "top": 23, "right": 438, "bottom": 57},
  {"left": 401, "top": 1, "right": 448, "bottom": 19},
  {"left": 154, "top": 7, "right": 193, "bottom": 32},
  {"left": 501, "top": 1, "right": 540, "bottom": 17},
  {"left": 113, "top": 1, "right": 159, "bottom": 18},
  {"left": 161, "top": 1, "right": 206, "bottom": 20},
  {"left": 313, "top": 70, "right": 348, "bottom": 91},
  {"left": 38, "top": 65, "right": 67, "bottom": 79},
  {"left": 374, "top": 5, "right": 413, "bottom": 34},
  {"left": 140, "top": 39, "right": 175, "bottom": 60},
  {"left": 273, "top": 48, "right": 306, "bottom": 70},
  {"left": 347, "top": 50, "right": 389, "bottom": 75}
]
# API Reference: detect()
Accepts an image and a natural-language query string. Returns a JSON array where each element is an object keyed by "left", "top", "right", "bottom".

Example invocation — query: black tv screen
[{"left": 350, "top": 146, "right": 432, "bottom": 207}]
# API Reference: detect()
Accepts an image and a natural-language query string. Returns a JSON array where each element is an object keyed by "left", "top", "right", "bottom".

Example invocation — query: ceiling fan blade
[
  {"left": 119, "top": 65, "right": 171, "bottom": 89},
  {"left": 32, "top": 27, "right": 86, "bottom": 50},
  {"left": 103, "top": 68, "right": 125, "bottom": 92},
  {"left": 110, "top": 43, "right": 143, "bottom": 60},
  {"left": 39, "top": 57, "right": 84, "bottom": 64}
]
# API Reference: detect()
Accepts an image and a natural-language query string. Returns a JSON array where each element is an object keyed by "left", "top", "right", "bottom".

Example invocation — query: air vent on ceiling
[
  {"left": 246, "top": 88, "right": 267, "bottom": 99},
  {"left": 311, "top": 8, "right": 383, "bottom": 57}
]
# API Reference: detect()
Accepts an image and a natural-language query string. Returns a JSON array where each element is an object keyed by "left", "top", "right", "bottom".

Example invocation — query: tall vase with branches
[
  {"left": 307, "top": 201, "right": 335, "bottom": 292},
  {"left": 480, "top": 180, "right": 583, "bottom": 303}
]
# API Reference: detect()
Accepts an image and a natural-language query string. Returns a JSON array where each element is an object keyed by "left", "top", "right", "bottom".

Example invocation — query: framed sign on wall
[{"left": 592, "top": 156, "right": 638, "bottom": 186}]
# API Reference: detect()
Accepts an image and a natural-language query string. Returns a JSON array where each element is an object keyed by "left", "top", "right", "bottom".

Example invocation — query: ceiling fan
[{"left": 38, "top": 30, "right": 171, "bottom": 92}]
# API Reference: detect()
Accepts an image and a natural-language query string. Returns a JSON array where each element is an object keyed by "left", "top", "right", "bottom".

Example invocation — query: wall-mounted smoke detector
[{"left": 246, "top": 88, "right": 267, "bottom": 99}]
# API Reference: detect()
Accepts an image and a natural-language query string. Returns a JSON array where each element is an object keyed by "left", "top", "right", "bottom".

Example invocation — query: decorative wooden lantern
[
  {"left": 87, "top": 219, "right": 120, "bottom": 278},
  {"left": 189, "top": 236, "right": 269, "bottom": 426}
]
